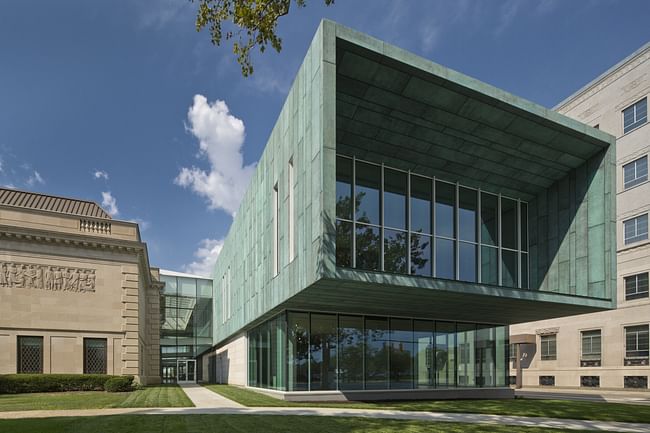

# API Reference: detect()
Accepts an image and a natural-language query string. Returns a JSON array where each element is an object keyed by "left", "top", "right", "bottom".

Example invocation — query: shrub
[
  {"left": 104, "top": 376, "right": 134, "bottom": 392},
  {"left": 0, "top": 374, "right": 133, "bottom": 394}
]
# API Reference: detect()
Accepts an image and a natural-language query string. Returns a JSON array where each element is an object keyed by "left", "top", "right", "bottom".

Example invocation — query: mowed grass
[
  {"left": 0, "top": 385, "right": 193, "bottom": 411},
  {"left": 0, "top": 414, "right": 600, "bottom": 433},
  {"left": 205, "top": 384, "right": 650, "bottom": 424}
]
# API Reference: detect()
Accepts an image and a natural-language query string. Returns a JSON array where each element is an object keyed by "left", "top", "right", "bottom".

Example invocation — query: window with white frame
[
  {"left": 625, "top": 325, "right": 649, "bottom": 359},
  {"left": 623, "top": 98, "right": 648, "bottom": 134},
  {"left": 624, "top": 214, "right": 649, "bottom": 245},
  {"left": 288, "top": 157, "right": 295, "bottom": 262},
  {"left": 625, "top": 272, "right": 649, "bottom": 301},
  {"left": 623, "top": 156, "right": 648, "bottom": 189},
  {"left": 581, "top": 330, "right": 601, "bottom": 361},
  {"left": 540, "top": 334, "right": 557, "bottom": 360}
]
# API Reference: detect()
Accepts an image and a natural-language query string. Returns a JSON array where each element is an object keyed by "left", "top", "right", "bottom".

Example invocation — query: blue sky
[{"left": 1, "top": 0, "right": 648, "bottom": 276}]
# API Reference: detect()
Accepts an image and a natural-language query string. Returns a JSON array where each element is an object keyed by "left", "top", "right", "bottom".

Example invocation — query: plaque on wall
[{"left": 0, "top": 261, "right": 96, "bottom": 293}]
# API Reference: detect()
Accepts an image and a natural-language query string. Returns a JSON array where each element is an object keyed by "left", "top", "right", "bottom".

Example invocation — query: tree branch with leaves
[{"left": 194, "top": 0, "right": 334, "bottom": 76}]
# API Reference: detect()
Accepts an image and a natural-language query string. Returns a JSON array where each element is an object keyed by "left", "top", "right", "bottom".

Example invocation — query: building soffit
[{"left": 331, "top": 22, "right": 615, "bottom": 201}]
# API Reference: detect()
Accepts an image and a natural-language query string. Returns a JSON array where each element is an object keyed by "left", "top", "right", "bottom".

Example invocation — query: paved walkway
[
  {"left": 179, "top": 384, "right": 244, "bottom": 408},
  {"left": 1, "top": 385, "right": 650, "bottom": 433},
  {"left": 517, "top": 387, "right": 650, "bottom": 405}
]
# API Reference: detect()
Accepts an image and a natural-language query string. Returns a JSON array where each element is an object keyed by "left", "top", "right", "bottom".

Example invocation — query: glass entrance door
[{"left": 176, "top": 360, "right": 196, "bottom": 383}]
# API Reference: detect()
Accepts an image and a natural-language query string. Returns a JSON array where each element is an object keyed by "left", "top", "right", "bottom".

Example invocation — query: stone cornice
[
  {"left": 0, "top": 224, "right": 145, "bottom": 254},
  {"left": 555, "top": 45, "right": 650, "bottom": 113}
]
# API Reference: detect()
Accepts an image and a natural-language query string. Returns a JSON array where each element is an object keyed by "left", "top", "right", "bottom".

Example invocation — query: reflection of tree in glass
[
  {"left": 356, "top": 225, "right": 379, "bottom": 270},
  {"left": 338, "top": 326, "right": 364, "bottom": 385},
  {"left": 309, "top": 325, "right": 337, "bottom": 389},
  {"left": 365, "top": 329, "right": 388, "bottom": 384},
  {"left": 410, "top": 232, "right": 430, "bottom": 274},
  {"left": 389, "top": 343, "right": 412, "bottom": 383},
  {"left": 289, "top": 324, "right": 309, "bottom": 384},
  {"left": 335, "top": 221, "right": 352, "bottom": 267}
]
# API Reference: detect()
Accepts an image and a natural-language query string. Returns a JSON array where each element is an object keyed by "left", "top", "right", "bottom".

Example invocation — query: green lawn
[
  {"left": 0, "top": 414, "right": 599, "bottom": 433},
  {"left": 0, "top": 385, "right": 193, "bottom": 411},
  {"left": 205, "top": 384, "right": 650, "bottom": 424}
]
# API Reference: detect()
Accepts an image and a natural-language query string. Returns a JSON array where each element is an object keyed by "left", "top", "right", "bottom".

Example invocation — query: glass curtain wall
[
  {"left": 335, "top": 155, "right": 529, "bottom": 289},
  {"left": 160, "top": 273, "right": 213, "bottom": 383},
  {"left": 248, "top": 311, "right": 508, "bottom": 391}
]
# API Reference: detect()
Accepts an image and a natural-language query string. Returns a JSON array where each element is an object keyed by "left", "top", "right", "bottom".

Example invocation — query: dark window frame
[
  {"left": 83, "top": 338, "right": 108, "bottom": 375},
  {"left": 17, "top": 336, "right": 44, "bottom": 374}
]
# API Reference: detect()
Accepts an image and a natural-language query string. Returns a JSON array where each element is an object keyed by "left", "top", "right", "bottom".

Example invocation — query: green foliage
[
  {"left": 0, "top": 374, "right": 114, "bottom": 394},
  {"left": 0, "top": 385, "right": 193, "bottom": 411},
  {"left": 0, "top": 414, "right": 579, "bottom": 433},
  {"left": 194, "top": 0, "right": 334, "bottom": 76},
  {"left": 104, "top": 376, "right": 135, "bottom": 393}
]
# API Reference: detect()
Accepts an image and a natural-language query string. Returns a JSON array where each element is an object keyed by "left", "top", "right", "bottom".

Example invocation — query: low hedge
[
  {"left": 0, "top": 374, "right": 135, "bottom": 394},
  {"left": 104, "top": 375, "right": 134, "bottom": 392}
]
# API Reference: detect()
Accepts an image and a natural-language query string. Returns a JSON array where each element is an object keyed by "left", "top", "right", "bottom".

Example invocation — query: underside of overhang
[
  {"left": 335, "top": 38, "right": 613, "bottom": 201},
  {"left": 279, "top": 277, "right": 612, "bottom": 326}
]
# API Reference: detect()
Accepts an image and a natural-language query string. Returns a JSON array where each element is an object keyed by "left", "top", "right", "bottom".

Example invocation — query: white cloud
[
  {"left": 26, "top": 170, "right": 44, "bottom": 186},
  {"left": 93, "top": 170, "right": 109, "bottom": 180},
  {"left": 129, "top": 217, "right": 151, "bottom": 232},
  {"left": 184, "top": 238, "right": 224, "bottom": 277},
  {"left": 136, "top": 0, "right": 190, "bottom": 29},
  {"left": 175, "top": 95, "right": 256, "bottom": 216},
  {"left": 101, "top": 191, "right": 120, "bottom": 217}
]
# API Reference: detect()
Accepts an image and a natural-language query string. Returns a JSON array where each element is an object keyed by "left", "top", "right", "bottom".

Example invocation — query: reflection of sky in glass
[
  {"left": 459, "top": 242, "right": 476, "bottom": 282},
  {"left": 436, "top": 182, "right": 455, "bottom": 238},
  {"left": 435, "top": 238, "right": 455, "bottom": 279}
]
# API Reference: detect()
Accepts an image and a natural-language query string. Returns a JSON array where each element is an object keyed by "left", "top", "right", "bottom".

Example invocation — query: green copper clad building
[{"left": 198, "top": 20, "right": 617, "bottom": 400}]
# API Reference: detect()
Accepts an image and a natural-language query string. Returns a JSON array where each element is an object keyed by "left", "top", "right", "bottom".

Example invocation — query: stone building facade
[
  {"left": 511, "top": 42, "right": 650, "bottom": 390},
  {"left": 0, "top": 188, "right": 162, "bottom": 384}
]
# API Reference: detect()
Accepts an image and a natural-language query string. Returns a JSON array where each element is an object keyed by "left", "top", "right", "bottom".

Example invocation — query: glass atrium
[
  {"left": 160, "top": 271, "right": 213, "bottom": 383},
  {"left": 249, "top": 311, "right": 508, "bottom": 391}
]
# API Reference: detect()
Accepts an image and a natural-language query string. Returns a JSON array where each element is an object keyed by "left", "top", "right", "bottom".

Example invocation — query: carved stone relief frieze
[{"left": 0, "top": 261, "right": 96, "bottom": 293}]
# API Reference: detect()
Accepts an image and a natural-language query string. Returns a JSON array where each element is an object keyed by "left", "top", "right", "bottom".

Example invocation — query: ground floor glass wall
[{"left": 248, "top": 311, "right": 508, "bottom": 391}]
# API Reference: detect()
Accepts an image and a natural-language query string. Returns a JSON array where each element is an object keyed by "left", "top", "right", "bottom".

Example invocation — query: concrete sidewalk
[
  {"left": 1, "top": 404, "right": 650, "bottom": 432},
  {"left": 517, "top": 387, "right": 650, "bottom": 405},
  {"left": 179, "top": 383, "right": 244, "bottom": 408}
]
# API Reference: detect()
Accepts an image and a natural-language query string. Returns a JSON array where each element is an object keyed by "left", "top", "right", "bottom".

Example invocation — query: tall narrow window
[
  {"left": 221, "top": 275, "right": 226, "bottom": 323},
  {"left": 435, "top": 181, "right": 456, "bottom": 280},
  {"left": 336, "top": 156, "right": 353, "bottom": 268},
  {"left": 624, "top": 214, "right": 649, "bottom": 245},
  {"left": 17, "top": 336, "right": 43, "bottom": 374},
  {"left": 273, "top": 182, "right": 279, "bottom": 276},
  {"left": 540, "top": 334, "right": 557, "bottom": 360},
  {"left": 227, "top": 266, "right": 231, "bottom": 320},
  {"left": 623, "top": 98, "right": 647, "bottom": 134},
  {"left": 84, "top": 338, "right": 107, "bottom": 374},
  {"left": 623, "top": 156, "right": 648, "bottom": 189},
  {"left": 288, "top": 157, "right": 295, "bottom": 262},
  {"left": 580, "top": 330, "right": 601, "bottom": 367},
  {"left": 480, "top": 192, "right": 499, "bottom": 285}
]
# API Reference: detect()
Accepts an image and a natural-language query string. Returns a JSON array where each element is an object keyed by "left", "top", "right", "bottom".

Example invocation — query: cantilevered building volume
[{"left": 198, "top": 20, "right": 617, "bottom": 400}]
